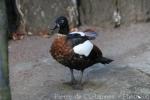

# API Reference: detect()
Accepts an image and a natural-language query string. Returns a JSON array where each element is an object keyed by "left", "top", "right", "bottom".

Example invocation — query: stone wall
[
  {"left": 79, "top": 0, "right": 114, "bottom": 26},
  {"left": 119, "top": 0, "right": 150, "bottom": 23},
  {"left": 80, "top": 0, "right": 150, "bottom": 26},
  {"left": 18, "top": 0, "right": 79, "bottom": 34},
  {"left": 7, "top": 0, "right": 150, "bottom": 35}
]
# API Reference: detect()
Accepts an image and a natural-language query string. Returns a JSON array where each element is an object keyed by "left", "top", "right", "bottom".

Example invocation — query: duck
[{"left": 50, "top": 16, "right": 113, "bottom": 89}]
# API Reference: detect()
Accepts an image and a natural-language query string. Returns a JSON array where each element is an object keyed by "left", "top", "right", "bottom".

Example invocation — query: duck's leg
[
  {"left": 79, "top": 70, "right": 84, "bottom": 85},
  {"left": 70, "top": 68, "right": 77, "bottom": 85},
  {"left": 73, "top": 70, "right": 84, "bottom": 90}
]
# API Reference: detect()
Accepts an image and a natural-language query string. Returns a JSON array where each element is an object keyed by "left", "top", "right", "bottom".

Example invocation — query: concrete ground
[{"left": 9, "top": 23, "right": 150, "bottom": 100}]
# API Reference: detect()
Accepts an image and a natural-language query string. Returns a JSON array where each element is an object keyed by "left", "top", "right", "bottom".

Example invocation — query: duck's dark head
[{"left": 51, "top": 16, "right": 69, "bottom": 35}]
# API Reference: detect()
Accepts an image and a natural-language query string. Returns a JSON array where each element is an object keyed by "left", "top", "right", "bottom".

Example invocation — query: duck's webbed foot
[
  {"left": 72, "top": 84, "right": 83, "bottom": 90},
  {"left": 70, "top": 79, "right": 78, "bottom": 85}
]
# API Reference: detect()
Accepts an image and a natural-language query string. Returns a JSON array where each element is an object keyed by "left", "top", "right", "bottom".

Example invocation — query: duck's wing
[
  {"left": 84, "top": 31, "right": 97, "bottom": 40},
  {"left": 83, "top": 29, "right": 97, "bottom": 40},
  {"left": 69, "top": 31, "right": 97, "bottom": 40},
  {"left": 67, "top": 32, "right": 96, "bottom": 57},
  {"left": 67, "top": 32, "right": 89, "bottom": 47},
  {"left": 67, "top": 32, "right": 113, "bottom": 64}
]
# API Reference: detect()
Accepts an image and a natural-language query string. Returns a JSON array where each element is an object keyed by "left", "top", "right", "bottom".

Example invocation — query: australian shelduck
[{"left": 50, "top": 16, "right": 113, "bottom": 89}]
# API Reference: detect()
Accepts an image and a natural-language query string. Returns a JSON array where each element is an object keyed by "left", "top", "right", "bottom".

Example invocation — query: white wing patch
[
  {"left": 69, "top": 32, "right": 85, "bottom": 36},
  {"left": 73, "top": 40, "right": 93, "bottom": 57}
]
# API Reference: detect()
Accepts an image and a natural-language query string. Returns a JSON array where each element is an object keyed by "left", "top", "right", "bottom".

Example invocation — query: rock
[
  {"left": 118, "top": 0, "right": 150, "bottom": 23},
  {"left": 79, "top": 0, "right": 150, "bottom": 26},
  {"left": 7, "top": 0, "right": 150, "bottom": 34},
  {"left": 18, "top": 0, "right": 79, "bottom": 34},
  {"left": 79, "top": 0, "right": 114, "bottom": 26}
]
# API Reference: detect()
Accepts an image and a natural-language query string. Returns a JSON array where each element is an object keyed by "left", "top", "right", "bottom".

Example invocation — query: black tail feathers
[{"left": 96, "top": 57, "right": 113, "bottom": 64}]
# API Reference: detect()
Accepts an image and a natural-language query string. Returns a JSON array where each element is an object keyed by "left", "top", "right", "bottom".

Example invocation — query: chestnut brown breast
[{"left": 50, "top": 35, "right": 72, "bottom": 63}]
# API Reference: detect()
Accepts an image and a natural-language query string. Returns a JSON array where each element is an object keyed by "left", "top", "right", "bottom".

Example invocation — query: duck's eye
[{"left": 60, "top": 20, "right": 64, "bottom": 23}]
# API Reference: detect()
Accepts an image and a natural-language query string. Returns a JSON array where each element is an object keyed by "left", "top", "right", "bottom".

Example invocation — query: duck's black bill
[
  {"left": 49, "top": 23, "right": 60, "bottom": 34},
  {"left": 50, "top": 23, "right": 59, "bottom": 30},
  {"left": 51, "top": 25, "right": 57, "bottom": 30}
]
